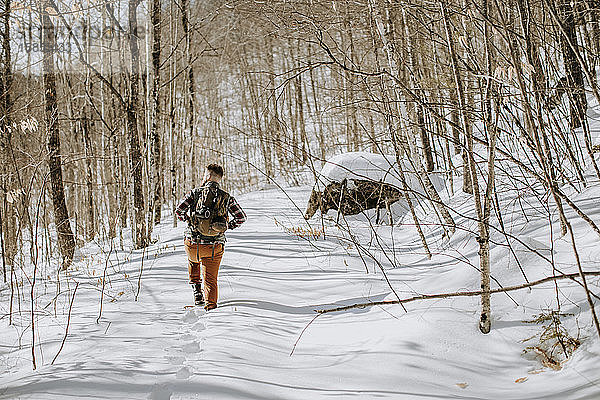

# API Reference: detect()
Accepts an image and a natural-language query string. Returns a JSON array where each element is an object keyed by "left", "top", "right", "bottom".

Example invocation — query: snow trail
[{"left": 1, "top": 186, "right": 600, "bottom": 399}]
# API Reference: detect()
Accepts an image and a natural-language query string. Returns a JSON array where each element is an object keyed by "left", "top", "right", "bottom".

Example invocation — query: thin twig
[
  {"left": 96, "top": 238, "right": 114, "bottom": 324},
  {"left": 135, "top": 245, "right": 146, "bottom": 301},
  {"left": 104, "top": 321, "right": 112, "bottom": 335},
  {"left": 290, "top": 313, "right": 321, "bottom": 356},
  {"left": 51, "top": 282, "right": 79, "bottom": 365}
]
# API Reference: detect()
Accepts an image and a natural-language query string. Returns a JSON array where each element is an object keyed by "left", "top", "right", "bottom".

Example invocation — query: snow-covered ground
[
  {"left": 2, "top": 93, "right": 600, "bottom": 399},
  {"left": 1, "top": 175, "right": 600, "bottom": 399}
]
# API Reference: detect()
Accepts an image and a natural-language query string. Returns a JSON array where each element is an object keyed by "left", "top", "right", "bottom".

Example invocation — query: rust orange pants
[{"left": 184, "top": 240, "right": 224, "bottom": 309}]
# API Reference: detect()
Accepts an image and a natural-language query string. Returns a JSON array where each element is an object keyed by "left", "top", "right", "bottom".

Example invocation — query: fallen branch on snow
[{"left": 316, "top": 271, "right": 600, "bottom": 314}]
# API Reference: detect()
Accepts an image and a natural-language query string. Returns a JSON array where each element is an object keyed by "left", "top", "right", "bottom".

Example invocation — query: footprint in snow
[
  {"left": 148, "top": 383, "right": 172, "bottom": 399},
  {"left": 192, "top": 322, "right": 205, "bottom": 332},
  {"left": 182, "top": 310, "right": 198, "bottom": 323},
  {"left": 182, "top": 341, "right": 201, "bottom": 353},
  {"left": 180, "top": 333, "right": 195, "bottom": 341},
  {"left": 176, "top": 366, "right": 191, "bottom": 380},
  {"left": 164, "top": 355, "right": 186, "bottom": 365}
]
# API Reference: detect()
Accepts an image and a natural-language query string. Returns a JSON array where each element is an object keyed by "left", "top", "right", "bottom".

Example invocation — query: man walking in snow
[{"left": 176, "top": 164, "right": 247, "bottom": 310}]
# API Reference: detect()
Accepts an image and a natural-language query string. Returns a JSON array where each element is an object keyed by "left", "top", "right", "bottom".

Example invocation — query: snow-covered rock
[{"left": 308, "top": 151, "right": 448, "bottom": 223}]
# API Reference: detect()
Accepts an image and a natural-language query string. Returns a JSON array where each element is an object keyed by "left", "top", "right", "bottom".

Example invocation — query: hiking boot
[{"left": 193, "top": 283, "right": 204, "bottom": 306}]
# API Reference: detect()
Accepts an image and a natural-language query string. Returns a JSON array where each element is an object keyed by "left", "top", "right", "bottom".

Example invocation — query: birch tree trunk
[
  {"left": 441, "top": 0, "right": 491, "bottom": 332},
  {"left": 477, "top": 0, "right": 497, "bottom": 334}
]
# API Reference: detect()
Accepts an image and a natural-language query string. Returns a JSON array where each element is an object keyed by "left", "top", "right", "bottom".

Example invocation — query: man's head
[{"left": 203, "top": 163, "right": 224, "bottom": 183}]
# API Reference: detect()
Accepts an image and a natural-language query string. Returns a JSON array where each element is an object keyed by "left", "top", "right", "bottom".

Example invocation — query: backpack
[{"left": 189, "top": 181, "right": 230, "bottom": 237}]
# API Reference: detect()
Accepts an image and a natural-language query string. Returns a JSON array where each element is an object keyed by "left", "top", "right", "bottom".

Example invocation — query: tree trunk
[
  {"left": 515, "top": 0, "right": 570, "bottom": 236},
  {"left": 417, "top": 105, "right": 435, "bottom": 172},
  {"left": 403, "top": 10, "right": 434, "bottom": 172},
  {"left": 266, "top": 37, "right": 286, "bottom": 172},
  {"left": 343, "top": 2, "right": 359, "bottom": 151},
  {"left": 477, "top": 0, "right": 497, "bottom": 334},
  {"left": 149, "top": 0, "right": 162, "bottom": 228},
  {"left": 241, "top": 48, "right": 273, "bottom": 179},
  {"left": 441, "top": 0, "right": 490, "bottom": 331},
  {"left": 370, "top": 0, "right": 455, "bottom": 235},
  {"left": 128, "top": 0, "right": 147, "bottom": 249},
  {"left": 181, "top": 0, "right": 195, "bottom": 183},
  {"left": 446, "top": 42, "right": 471, "bottom": 192},
  {"left": 589, "top": 0, "right": 600, "bottom": 55},
  {"left": 0, "top": 0, "right": 17, "bottom": 276},
  {"left": 308, "top": 43, "right": 326, "bottom": 160},
  {"left": 555, "top": 0, "right": 587, "bottom": 128},
  {"left": 169, "top": 0, "right": 178, "bottom": 228},
  {"left": 294, "top": 71, "right": 308, "bottom": 164},
  {"left": 81, "top": 113, "right": 95, "bottom": 241},
  {"left": 42, "top": 2, "right": 75, "bottom": 269}
]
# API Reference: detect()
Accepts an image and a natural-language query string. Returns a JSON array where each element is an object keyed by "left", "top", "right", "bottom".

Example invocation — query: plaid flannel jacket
[{"left": 176, "top": 185, "right": 247, "bottom": 244}]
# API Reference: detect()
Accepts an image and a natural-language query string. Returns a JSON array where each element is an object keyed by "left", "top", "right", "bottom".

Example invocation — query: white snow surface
[
  {"left": 316, "top": 151, "right": 446, "bottom": 194},
  {"left": 1, "top": 178, "right": 600, "bottom": 399},
  {"left": 318, "top": 151, "right": 401, "bottom": 185}
]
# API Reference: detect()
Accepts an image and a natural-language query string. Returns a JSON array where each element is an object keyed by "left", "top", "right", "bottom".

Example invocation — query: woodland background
[{"left": 0, "top": 0, "right": 600, "bottom": 339}]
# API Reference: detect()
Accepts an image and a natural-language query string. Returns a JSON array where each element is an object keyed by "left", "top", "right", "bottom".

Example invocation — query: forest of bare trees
[{"left": 1, "top": 0, "right": 600, "bottom": 340}]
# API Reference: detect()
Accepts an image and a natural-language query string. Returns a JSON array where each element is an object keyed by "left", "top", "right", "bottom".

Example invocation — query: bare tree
[
  {"left": 0, "top": 0, "right": 17, "bottom": 280},
  {"left": 181, "top": 0, "right": 196, "bottom": 186},
  {"left": 148, "top": 0, "right": 162, "bottom": 232},
  {"left": 554, "top": 0, "right": 587, "bottom": 128},
  {"left": 127, "top": 0, "right": 147, "bottom": 249},
  {"left": 41, "top": 0, "right": 75, "bottom": 269}
]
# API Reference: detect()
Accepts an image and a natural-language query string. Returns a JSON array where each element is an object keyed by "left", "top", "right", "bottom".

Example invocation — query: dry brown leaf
[
  {"left": 515, "top": 377, "right": 528, "bottom": 383},
  {"left": 528, "top": 369, "right": 544, "bottom": 375},
  {"left": 456, "top": 383, "right": 468, "bottom": 389}
]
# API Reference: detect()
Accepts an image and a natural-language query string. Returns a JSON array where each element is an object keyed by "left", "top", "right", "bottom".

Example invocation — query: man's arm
[
  {"left": 227, "top": 196, "right": 247, "bottom": 229},
  {"left": 176, "top": 190, "right": 195, "bottom": 222}
]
